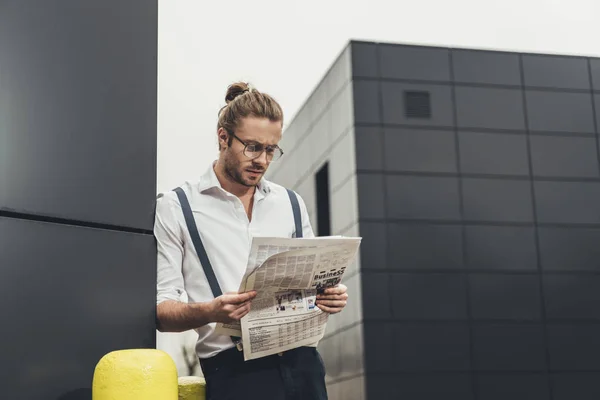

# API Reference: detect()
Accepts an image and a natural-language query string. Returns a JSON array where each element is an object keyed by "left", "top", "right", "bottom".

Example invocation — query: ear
[{"left": 217, "top": 127, "right": 229, "bottom": 149}]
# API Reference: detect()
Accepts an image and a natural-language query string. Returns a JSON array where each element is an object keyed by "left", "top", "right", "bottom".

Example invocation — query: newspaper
[{"left": 215, "top": 236, "right": 361, "bottom": 361}]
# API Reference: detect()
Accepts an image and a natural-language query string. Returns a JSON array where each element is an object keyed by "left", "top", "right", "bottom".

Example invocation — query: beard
[{"left": 223, "top": 151, "right": 265, "bottom": 187}]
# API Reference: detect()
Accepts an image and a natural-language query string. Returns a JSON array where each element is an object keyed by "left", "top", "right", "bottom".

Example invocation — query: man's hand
[
  {"left": 316, "top": 284, "right": 348, "bottom": 314},
  {"left": 208, "top": 291, "right": 257, "bottom": 323}
]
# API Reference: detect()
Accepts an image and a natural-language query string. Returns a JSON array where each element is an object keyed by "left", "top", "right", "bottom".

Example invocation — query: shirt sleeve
[
  {"left": 296, "top": 192, "right": 316, "bottom": 239},
  {"left": 154, "top": 192, "right": 187, "bottom": 304}
]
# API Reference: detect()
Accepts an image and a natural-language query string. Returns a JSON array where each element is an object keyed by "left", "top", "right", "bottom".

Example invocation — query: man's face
[{"left": 219, "top": 117, "right": 283, "bottom": 187}]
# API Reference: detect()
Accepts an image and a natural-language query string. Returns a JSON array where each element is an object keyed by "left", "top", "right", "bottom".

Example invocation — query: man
[{"left": 154, "top": 82, "right": 349, "bottom": 400}]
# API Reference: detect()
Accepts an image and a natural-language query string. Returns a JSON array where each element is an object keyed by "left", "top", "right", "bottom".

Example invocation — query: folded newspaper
[{"left": 215, "top": 236, "right": 362, "bottom": 361}]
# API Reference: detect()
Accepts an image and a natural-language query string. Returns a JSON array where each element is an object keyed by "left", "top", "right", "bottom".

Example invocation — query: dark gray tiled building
[{"left": 267, "top": 40, "right": 600, "bottom": 399}]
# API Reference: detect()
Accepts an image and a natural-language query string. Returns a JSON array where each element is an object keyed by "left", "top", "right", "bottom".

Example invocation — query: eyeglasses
[{"left": 229, "top": 131, "right": 284, "bottom": 162}]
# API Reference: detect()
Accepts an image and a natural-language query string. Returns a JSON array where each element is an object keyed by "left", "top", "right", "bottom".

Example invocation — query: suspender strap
[
  {"left": 286, "top": 189, "right": 303, "bottom": 238},
  {"left": 174, "top": 187, "right": 223, "bottom": 297}
]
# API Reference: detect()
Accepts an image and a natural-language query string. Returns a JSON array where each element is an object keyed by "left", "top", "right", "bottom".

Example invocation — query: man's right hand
[{"left": 209, "top": 291, "right": 257, "bottom": 323}]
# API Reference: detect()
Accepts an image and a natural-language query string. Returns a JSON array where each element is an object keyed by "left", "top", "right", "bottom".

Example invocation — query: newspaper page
[
  {"left": 214, "top": 236, "right": 353, "bottom": 337},
  {"left": 240, "top": 239, "right": 361, "bottom": 361}
]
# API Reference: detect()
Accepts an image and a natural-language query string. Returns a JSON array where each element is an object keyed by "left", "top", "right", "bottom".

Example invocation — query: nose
[{"left": 254, "top": 150, "right": 268, "bottom": 166}]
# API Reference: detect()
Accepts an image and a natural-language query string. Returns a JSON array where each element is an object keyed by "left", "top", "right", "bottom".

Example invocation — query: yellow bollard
[
  {"left": 92, "top": 349, "right": 178, "bottom": 400},
  {"left": 178, "top": 376, "right": 206, "bottom": 400}
]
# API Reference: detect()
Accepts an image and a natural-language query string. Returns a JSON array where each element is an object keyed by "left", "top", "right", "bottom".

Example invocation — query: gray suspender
[{"left": 172, "top": 187, "right": 303, "bottom": 346}]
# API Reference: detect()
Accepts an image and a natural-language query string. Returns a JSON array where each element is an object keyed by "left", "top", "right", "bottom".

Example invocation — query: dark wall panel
[
  {"left": 0, "top": 217, "right": 156, "bottom": 399},
  {"left": 452, "top": 49, "right": 521, "bottom": 86},
  {"left": 0, "top": 1, "right": 157, "bottom": 230},
  {"left": 522, "top": 55, "right": 590, "bottom": 90}
]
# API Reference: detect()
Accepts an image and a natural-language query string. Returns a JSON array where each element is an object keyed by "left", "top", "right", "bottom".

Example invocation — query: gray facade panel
[
  {"left": 522, "top": 54, "right": 591, "bottom": 90},
  {"left": 469, "top": 274, "right": 542, "bottom": 320},
  {"left": 452, "top": 49, "right": 522, "bottom": 86},
  {"left": 353, "top": 80, "right": 381, "bottom": 124},
  {"left": 472, "top": 324, "right": 547, "bottom": 370},
  {"left": 544, "top": 275, "right": 600, "bottom": 319},
  {"left": 357, "top": 173, "right": 385, "bottom": 219},
  {"left": 378, "top": 44, "right": 451, "bottom": 81},
  {"left": 0, "top": 0, "right": 157, "bottom": 230},
  {"left": 351, "top": 41, "right": 378, "bottom": 78},
  {"left": 477, "top": 374, "right": 550, "bottom": 400},
  {"left": 391, "top": 273, "right": 468, "bottom": 320},
  {"left": 455, "top": 86, "right": 526, "bottom": 131},
  {"left": 591, "top": 59, "right": 600, "bottom": 91},
  {"left": 0, "top": 217, "right": 156, "bottom": 399},
  {"left": 553, "top": 373, "right": 600, "bottom": 400},
  {"left": 367, "top": 374, "right": 474, "bottom": 400},
  {"left": 462, "top": 178, "right": 534, "bottom": 222},
  {"left": 385, "top": 128, "right": 457, "bottom": 173},
  {"left": 530, "top": 136, "right": 599, "bottom": 178},
  {"left": 538, "top": 227, "right": 600, "bottom": 271},
  {"left": 465, "top": 226, "right": 538, "bottom": 271},
  {"left": 459, "top": 131, "right": 529, "bottom": 176},
  {"left": 534, "top": 181, "right": 600, "bottom": 224},
  {"left": 386, "top": 175, "right": 461, "bottom": 220},
  {"left": 355, "top": 127, "right": 384, "bottom": 171},
  {"left": 359, "top": 222, "right": 387, "bottom": 270},
  {"left": 363, "top": 322, "right": 394, "bottom": 373},
  {"left": 361, "top": 273, "right": 393, "bottom": 319},
  {"left": 388, "top": 223, "right": 464, "bottom": 270},
  {"left": 547, "top": 325, "right": 600, "bottom": 370},
  {"left": 525, "top": 90, "right": 595, "bottom": 133}
]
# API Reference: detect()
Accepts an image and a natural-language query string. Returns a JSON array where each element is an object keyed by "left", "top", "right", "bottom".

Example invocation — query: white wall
[{"left": 156, "top": 0, "right": 600, "bottom": 375}]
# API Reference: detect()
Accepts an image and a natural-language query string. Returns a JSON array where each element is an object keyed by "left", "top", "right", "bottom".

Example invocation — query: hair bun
[{"left": 225, "top": 82, "right": 251, "bottom": 104}]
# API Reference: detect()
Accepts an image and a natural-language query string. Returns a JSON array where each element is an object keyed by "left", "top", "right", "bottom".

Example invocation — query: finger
[
  {"left": 316, "top": 299, "right": 347, "bottom": 308},
  {"left": 223, "top": 291, "right": 257, "bottom": 304},
  {"left": 230, "top": 304, "right": 251, "bottom": 320},
  {"left": 316, "top": 293, "right": 349, "bottom": 300},
  {"left": 316, "top": 304, "right": 342, "bottom": 314},
  {"left": 322, "top": 284, "right": 347, "bottom": 295}
]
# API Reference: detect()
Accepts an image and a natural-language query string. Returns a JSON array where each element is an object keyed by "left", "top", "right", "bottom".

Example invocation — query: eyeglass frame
[{"left": 226, "top": 129, "right": 285, "bottom": 162}]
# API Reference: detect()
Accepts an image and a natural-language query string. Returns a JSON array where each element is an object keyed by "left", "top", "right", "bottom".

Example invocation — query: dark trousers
[{"left": 199, "top": 346, "right": 328, "bottom": 400}]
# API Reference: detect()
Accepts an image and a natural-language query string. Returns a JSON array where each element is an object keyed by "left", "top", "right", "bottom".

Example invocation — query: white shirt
[{"left": 155, "top": 162, "right": 315, "bottom": 359}]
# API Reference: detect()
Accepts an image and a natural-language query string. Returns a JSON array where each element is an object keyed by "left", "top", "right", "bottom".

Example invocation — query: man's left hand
[{"left": 316, "top": 284, "right": 348, "bottom": 314}]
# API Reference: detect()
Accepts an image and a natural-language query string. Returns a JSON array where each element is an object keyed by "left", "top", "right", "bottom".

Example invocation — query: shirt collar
[{"left": 197, "top": 161, "right": 272, "bottom": 197}]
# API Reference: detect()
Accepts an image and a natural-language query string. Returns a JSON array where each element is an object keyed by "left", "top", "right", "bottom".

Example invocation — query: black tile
[
  {"left": 544, "top": 275, "right": 600, "bottom": 320},
  {"left": 363, "top": 322, "right": 394, "bottom": 373},
  {"left": 394, "top": 323, "right": 471, "bottom": 371},
  {"left": 0, "top": 217, "right": 156, "bottom": 400},
  {"left": 0, "top": 1, "right": 157, "bottom": 230},
  {"left": 534, "top": 181, "right": 600, "bottom": 224},
  {"left": 353, "top": 80, "right": 380, "bottom": 124},
  {"left": 357, "top": 173, "right": 385, "bottom": 219},
  {"left": 525, "top": 90, "right": 595, "bottom": 133},
  {"left": 455, "top": 86, "right": 526, "bottom": 131},
  {"left": 459, "top": 131, "right": 529, "bottom": 176},
  {"left": 552, "top": 373, "right": 600, "bottom": 400},
  {"left": 522, "top": 54, "right": 590, "bottom": 90},
  {"left": 462, "top": 178, "right": 534, "bottom": 223},
  {"left": 539, "top": 227, "right": 600, "bottom": 271},
  {"left": 477, "top": 374, "right": 550, "bottom": 400},
  {"left": 359, "top": 222, "right": 387, "bottom": 269},
  {"left": 547, "top": 324, "right": 600, "bottom": 370},
  {"left": 452, "top": 49, "right": 522, "bottom": 86},
  {"left": 355, "top": 127, "right": 384, "bottom": 171},
  {"left": 379, "top": 44, "right": 451, "bottom": 81},
  {"left": 591, "top": 59, "right": 600, "bottom": 91},
  {"left": 368, "top": 374, "right": 474, "bottom": 400},
  {"left": 530, "top": 136, "right": 599, "bottom": 178},
  {"left": 472, "top": 324, "right": 546, "bottom": 371},
  {"left": 388, "top": 223, "right": 464, "bottom": 270},
  {"left": 381, "top": 81, "right": 454, "bottom": 127},
  {"left": 384, "top": 128, "right": 457, "bottom": 173},
  {"left": 391, "top": 273, "right": 468, "bottom": 320},
  {"left": 595, "top": 94, "right": 600, "bottom": 131},
  {"left": 386, "top": 175, "right": 461, "bottom": 220},
  {"left": 351, "top": 41, "right": 378, "bottom": 78},
  {"left": 465, "top": 226, "right": 537, "bottom": 271},
  {"left": 469, "top": 274, "right": 542, "bottom": 320},
  {"left": 361, "top": 272, "right": 392, "bottom": 319}
]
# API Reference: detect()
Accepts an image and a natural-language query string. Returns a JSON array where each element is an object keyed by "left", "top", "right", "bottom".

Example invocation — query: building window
[
  {"left": 315, "top": 163, "right": 331, "bottom": 236},
  {"left": 404, "top": 90, "right": 431, "bottom": 119}
]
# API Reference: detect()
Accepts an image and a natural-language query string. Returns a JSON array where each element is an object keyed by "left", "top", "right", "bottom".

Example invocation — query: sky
[
  {"left": 156, "top": 0, "right": 600, "bottom": 373},
  {"left": 157, "top": 0, "right": 600, "bottom": 194}
]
